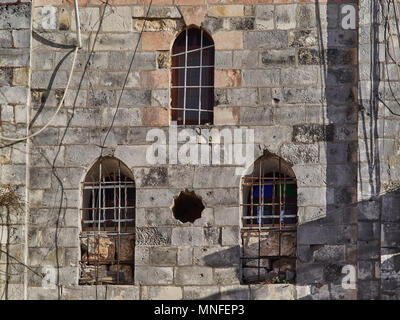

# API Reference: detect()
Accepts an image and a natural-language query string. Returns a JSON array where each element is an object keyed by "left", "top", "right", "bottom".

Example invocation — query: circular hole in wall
[{"left": 172, "top": 190, "right": 205, "bottom": 223}]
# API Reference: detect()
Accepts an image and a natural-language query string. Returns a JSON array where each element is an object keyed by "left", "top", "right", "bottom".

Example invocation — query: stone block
[
  {"left": 250, "top": 284, "right": 296, "bottom": 300},
  {"left": 193, "top": 246, "right": 239, "bottom": 267},
  {"left": 102, "top": 6, "right": 132, "bottom": 32},
  {"left": 183, "top": 286, "right": 219, "bottom": 300},
  {"left": 144, "top": 207, "right": 178, "bottom": 227},
  {"left": 209, "top": 5, "right": 244, "bottom": 17},
  {"left": 215, "top": 51, "right": 233, "bottom": 69},
  {"left": 143, "top": 286, "right": 182, "bottom": 300},
  {"left": 221, "top": 226, "right": 240, "bottom": 246},
  {"left": 142, "top": 107, "right": 169, "bottom": 126},
  {"left": 119, "top": 89, "right": 151, "bottom": 106},
  {"left": 276, "top": 4, "right": 297, "bottom": 30},
  {"left": 244, "top": 31, "right": 288, "bottom": 49},
  {"left": 177, "top": 247, "right": 192, "bottom": 265},
  {"left": 242, "top": 69, "right": 280, "bottom": 87},
  {"left": 214, "top": 207, "right": 239, "bottom": 226},
  {"left": 0, "top": 30, "right": 12, "bottom": 47},
  {"left": 220, "top": 285, "right": 250, "bottom": 300},
  {"left": 214, "top": 31, "right": 243, "bottom": 50},
  {"left": 106, "top": 285, "right": 140, "bottom": 300},
  {"left": 135, "top": 266, "right": 174, "bottom": 285},
  {"left": 175, "top": 266, "right": 213, "bottom": 285},
  {"left": 227, "top": 88, "right": 258, "bottom": 106},
  {"left": 255, "top": 5, "right": 274, "bottom": 30},
  {"left": 12, "top": 29, "right": 30, "bottom": 48},
  {"left": 233, "top": 50, "right": 258, "bottom": 68},
  {"left": 240, "top": 107, "right": 273, "bottom": 125},
  {"left": 0, "top": 4, "right": 31, "bottom": 29},
  {"left": 71, "top": 7, "right": 99, "bottom": 32},
  {"left": 136, "top": 227, "right": 172, "bottom": 246},
  {"left": 150, "top": 247, "right": 177, "bottom": 266},
  {"left": 215, "top": 69, "right": 241, "bottom": 88},
  {"left": 215, "top": 267, "right": 240, "bottom": 285},
  {"left": 92, "top": 33, "right": 140, "bottom": 51},
  {"left": 142, "top": 32, "right": 175, "bottom": 51},
  {"left": 171, "top": 227, "right": 203, "bottom": 246}
]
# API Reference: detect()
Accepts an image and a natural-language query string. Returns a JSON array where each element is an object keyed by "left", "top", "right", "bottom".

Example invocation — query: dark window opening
[
  {"left": 241, "top": 155, "right": 298, "bottom": 284},
  {"left": 171, "top": 28, "right": 215, "bottom": 125},
  {"left": 80, "top": 157, "right": 135, "bottom": 285},
  {"left": 172, "top": 190, "right": 205, "bottom": 223}
]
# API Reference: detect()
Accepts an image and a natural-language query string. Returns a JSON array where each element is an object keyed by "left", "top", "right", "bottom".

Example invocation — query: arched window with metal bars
[
  {"left": 80, "top": 156, "right": 135, "bottom": 285},
  {"left": 241, "top": 154, "right": 298, "bottom": 284},
  {"left": 171, "top": 27, "right": 215, "bottom": 125}
]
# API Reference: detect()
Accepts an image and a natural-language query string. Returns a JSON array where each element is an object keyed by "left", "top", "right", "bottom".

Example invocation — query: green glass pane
[{"left": 275, "top": 184, "right": 296, "bottom": 198}]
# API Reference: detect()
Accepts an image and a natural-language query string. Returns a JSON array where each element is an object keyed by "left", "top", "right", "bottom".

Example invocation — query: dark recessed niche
[{"left": 172, "top": 190, "right": 205, "bottom": 224}]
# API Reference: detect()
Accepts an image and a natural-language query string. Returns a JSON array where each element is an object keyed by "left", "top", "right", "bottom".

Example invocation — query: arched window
[
  {"left": 241, "top": 155, "right": 297, "bottom": 284},
  {"left": 171, "top": 27, "right": 215, "bottom": 125},
  {"left": 80, "top": 156, "right": 135, "bottom": 285}
]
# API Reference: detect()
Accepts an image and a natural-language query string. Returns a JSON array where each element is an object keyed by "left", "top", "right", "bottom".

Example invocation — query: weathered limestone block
[
  {"left": 143, "top": 286, "right": 182, "bottom": 300},
  {"left": 175, "top": 266, "right": 213, "bottom": 285},
  {"left": 135, "top": 266, "right": 173, "bottom": 285},
  {"left": 171, "top": 227, "right": 203, "bottom": 246}
]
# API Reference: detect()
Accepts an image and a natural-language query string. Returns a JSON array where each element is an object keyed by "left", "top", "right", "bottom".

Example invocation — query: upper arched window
[
  {"left": 241, "top": 155, "right": 297, "bottom": 284},
  {"left": 80, "top": 156, "right": 135, "bottom": 285},
  {"left": 171, "top": 27, "right": 215, "bottom": 125}
]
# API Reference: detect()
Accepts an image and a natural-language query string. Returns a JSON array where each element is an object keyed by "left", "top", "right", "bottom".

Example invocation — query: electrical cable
[
  {"left": 100, "top": 0, "right": 153, "bottom": 154},
  {"left": 0, "top": 46, "right": 79, "bottom": 142}
]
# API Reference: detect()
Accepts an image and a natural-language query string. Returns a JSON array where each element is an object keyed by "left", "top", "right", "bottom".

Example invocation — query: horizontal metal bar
[
  {"left": 172, "top": 44, "right": 215, "bottom": 57},
  {"left": 83, "top": 185, "right": 135, "bottom": 190},
  {"left": 80, "top": 232, "right": 134, "bottom": 236},
  {"left": 240, "top": 204, "right": 296, "bottom": 207},
  {"left": 172, "top": 65, "right": 214, "bottom": 69},
  {"left": 171, "top": 85, "right": 214, "bottom": 89},
  {"left": 242, "top": 177, "right": 297, "bottom": 181},
  {"left": 242, "top": 215, "right": 297, "bottom": 218},
  {"left": 241, "top": 256, "right": 296, "bottom": 260},
  {"left": 80, "top": 259, "right": 134, "bottom": 265},
  {"left": 82, "top": 218, "right": 134, "bottom": 224},
  {"left": 83, "top": 181, "right": 135, "bottom": 184},
  {"left": 171, "top": 107, "right": 213, "bottom": 112},
  {"left": 81, "top": 206, "right": 135, "bottom": 210}
]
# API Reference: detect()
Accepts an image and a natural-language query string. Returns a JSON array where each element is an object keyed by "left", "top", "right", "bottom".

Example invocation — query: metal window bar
[
  {"left": 171, "top": 44, "right": 215, "bottom": 56},
  {"left": 240, "top": 158, "right": 297, "bottom": 284},
  {"left": 80, "top": 158, "right": 135, "bottom": 285},
  {"left": 172, "top": 29, "right": 215, "bottom": 125}
]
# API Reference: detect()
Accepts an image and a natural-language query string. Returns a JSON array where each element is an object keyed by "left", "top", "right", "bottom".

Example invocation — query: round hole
[{"left": 172, "top": 190, "right": 205, "bottom": 223}]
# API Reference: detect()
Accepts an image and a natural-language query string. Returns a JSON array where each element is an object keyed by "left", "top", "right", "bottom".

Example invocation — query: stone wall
[
  {"left": 0, "top": 0, "right": 32, "bottom": 299},
  {"left": 357, "top": 0, "right": 400, "bottom": 300},
  {"left": 4, "top": 0, "right": 398, "bottom": 300},
  {"left": 21, "top": 0, "right": 360, "bottom": 300}
]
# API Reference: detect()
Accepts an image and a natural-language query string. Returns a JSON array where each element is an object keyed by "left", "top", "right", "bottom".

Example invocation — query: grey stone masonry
[{"left": 0, "top": 0, "right": 399, "bottom": 300}]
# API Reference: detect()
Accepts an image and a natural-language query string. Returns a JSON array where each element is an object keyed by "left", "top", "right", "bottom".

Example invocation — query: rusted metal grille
[
  {"left": 241, "top": 157, "right": 297, "bottom": 284},
  {"left": 80, "top": 157, "right": 135, "bottom": 285},
  {"left": 171, "top": 27, "right": 215, "bottom": 125}
]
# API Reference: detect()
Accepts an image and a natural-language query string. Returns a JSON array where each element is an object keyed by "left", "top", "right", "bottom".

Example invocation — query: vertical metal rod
[
  {"left": 257, "top": 161, "right": 261, "bottom": 281},
  {"left": 124, "top": 181, "right": 127, "bottom": 231},
  {"left": 91, "top": 186, "right": 95, "bottom": 231},
  {"left": 117, "top": 161, "right": 121, "bottom": 284},
  {"left": 183, "top": 29, "right": 188, "bottom": 124},
  {"left": 73, "top": 0, "right": 82, "bottom": 48},
  {"left": 98, "top": 161, "right": 102, "bottom": 234},
  {"left": 198, "top": 29, "right": 203, "bottom": 125},
  {"left": 114, "top": 172, "right": 116, "bottom": 227},
  {"left": 278, "top": 159, "right": 282, "bottom": 274}
]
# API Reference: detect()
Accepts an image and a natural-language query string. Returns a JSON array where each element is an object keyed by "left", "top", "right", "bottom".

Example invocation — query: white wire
[{"left": 0, "top": 46, "right": 79, "bottom": 142}]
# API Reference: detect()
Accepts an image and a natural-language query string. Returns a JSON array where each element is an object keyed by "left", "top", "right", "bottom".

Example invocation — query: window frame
[
  {"left": 240, "top": 156, "right": 298, "bottom": 285},
  {"left": 171, "top": 27, "right": 215, "bottom": 126},
  {"left": 80, "top": 156, "right": 136, "bottom": 285}
]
